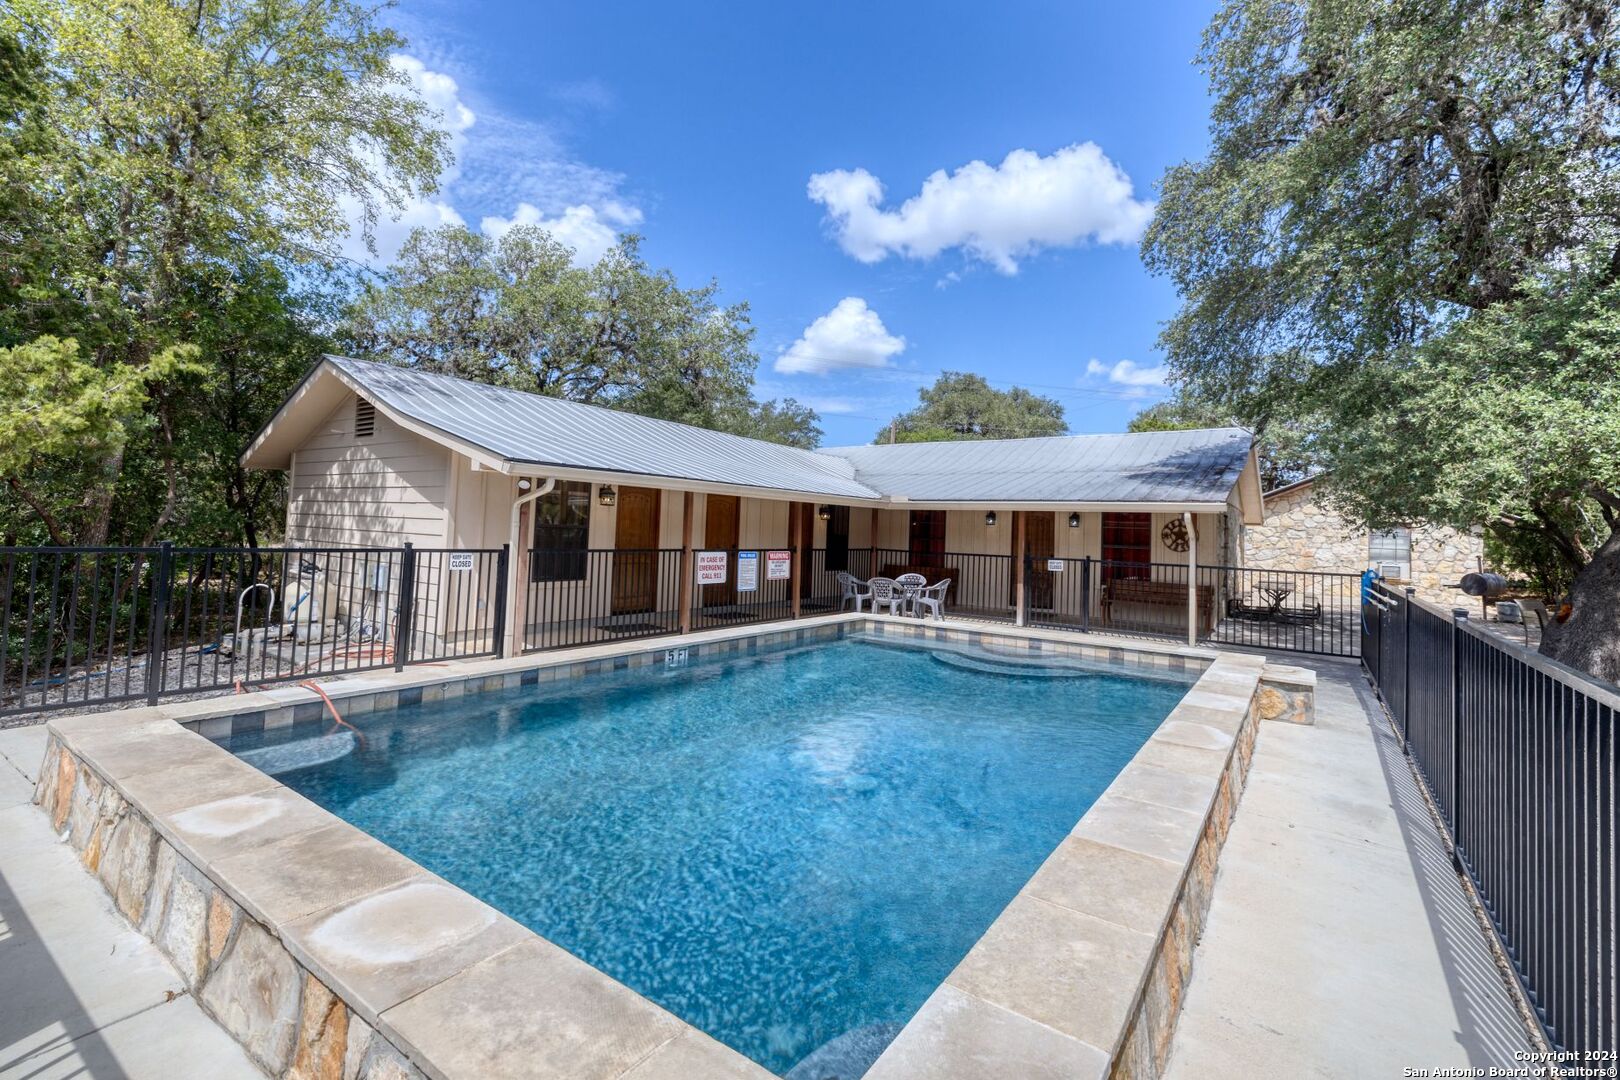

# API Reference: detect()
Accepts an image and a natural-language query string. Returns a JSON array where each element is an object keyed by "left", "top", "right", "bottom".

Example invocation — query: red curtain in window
[{"left": 1100, "top": 513, "right": 1152, "bottom": 580}]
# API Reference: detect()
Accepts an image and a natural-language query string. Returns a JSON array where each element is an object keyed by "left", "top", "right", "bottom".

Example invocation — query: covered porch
[{"left": 489, "top": 475, "right": 1246, "bottom": 654}]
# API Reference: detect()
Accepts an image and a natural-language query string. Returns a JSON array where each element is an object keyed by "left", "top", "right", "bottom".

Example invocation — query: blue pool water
[{"left": 218, "top": 636, "right": 1192, "bottom": 1076}]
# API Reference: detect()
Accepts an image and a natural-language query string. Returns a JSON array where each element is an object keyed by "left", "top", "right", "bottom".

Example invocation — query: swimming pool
[{"left": 216, "top": 635, "right": 1194, "bottom": 1077}]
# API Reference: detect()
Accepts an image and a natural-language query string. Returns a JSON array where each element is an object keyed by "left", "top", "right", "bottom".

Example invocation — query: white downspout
[
  {"left": 506, "top": 477, "right": 556, "bottom": 656},
  {"left": 1184, "top": 511, "right": 1198, "bottom": 647}
]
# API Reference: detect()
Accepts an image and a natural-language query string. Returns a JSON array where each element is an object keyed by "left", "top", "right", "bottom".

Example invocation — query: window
[
  {"left": 530, "top": 480, "right": 591, "bottom": 582},
  {"left": 825, "top": 505, "right": 851, "bottom": 572},
  {"left": 908, "top": 510, "right": 946, "bottom": 568},
  {"left": 354, "top": 398, "right": 375, "bottom": 438},
  {"left": 1101, "top": 512, "right": 1152, "bottom": 579},
  {"left": 1369, "top": 528, "right": 1412, "bottom": 579}
]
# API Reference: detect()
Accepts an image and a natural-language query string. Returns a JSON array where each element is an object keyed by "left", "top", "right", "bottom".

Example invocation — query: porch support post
[
  {"left": 1013, "top": 510, "right": 1027, "bottom": 627},
  {"left": 790, "top": 501, "right": 803, "bottom": 619},
  {"left": 869, "top": 507, "right": 878, "bottom": 577},
  {"left": 678, "top": 491, "right": 695, "bottom": 634},
  {"left": 1184, "top": 511, "right": 1197, "bottom": 646}
]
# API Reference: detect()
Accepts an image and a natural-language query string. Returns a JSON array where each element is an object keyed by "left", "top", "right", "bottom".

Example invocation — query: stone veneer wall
[
  {"left": 1107, "top": 674, "right": 1265, "bottom": 1079},
  {"left": 1243, "top": 482, "right": 1482, "bottom": 607},
  {"left": 33, "top": 736, "right": 424, "bottom": 1080}
]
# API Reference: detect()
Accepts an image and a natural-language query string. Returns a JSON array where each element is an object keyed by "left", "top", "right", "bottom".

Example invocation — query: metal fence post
[
  {"left": 144, "top": 541, "right": 174, "bottom": 705},
  {"left": 1450, "top": 608, "right": 1468, "bottom": 869},
  {"left": 1403, "top": 587, "right": 1415, "bottom": 745},
  {"left": 1080, "top": 556, "right": 1092, "bottom": 633},
  {"left": 395, "top": 542, "right": 416, "bottom": 672},
  {"left": 491, "top": 544, "right": 510, "bottom": 659}
]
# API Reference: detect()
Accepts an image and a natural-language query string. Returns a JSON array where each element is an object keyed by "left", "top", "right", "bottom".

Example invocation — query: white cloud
[
  {"left": 1086, "top": 358, "right": 1168, "bottom": 388},
  {"left": 480, "top": 201, "right": 644, "bottom": 266},
  {"left": 775, "top": 298, "right": 906, "bottom": 376},
  {"left": 808, "top": 143, "right": 1153, "bottom": 274},
  {"left": 339, "top": 54, "right": 640, "bottom": 269}
]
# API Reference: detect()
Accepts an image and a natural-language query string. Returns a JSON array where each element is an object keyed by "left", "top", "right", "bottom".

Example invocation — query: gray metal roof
[
  {"left": 820, "top": 429, "right": 1254, "bottom": 504},
  {"left": 328, "top": 356, "right": 882, "bottom": 499},
  {"left": 326, "top": 355, "right": 1252, "bottom": 505}
]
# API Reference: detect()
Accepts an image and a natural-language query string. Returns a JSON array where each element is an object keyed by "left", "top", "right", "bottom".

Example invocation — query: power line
[{"left": 769, "top": 353, "right": 1172, "bottom": 402}]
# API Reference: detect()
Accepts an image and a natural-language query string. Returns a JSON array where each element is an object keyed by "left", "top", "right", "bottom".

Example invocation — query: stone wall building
[{"left": 1242, "top": 477, "right": 1482, "bottom": 607}]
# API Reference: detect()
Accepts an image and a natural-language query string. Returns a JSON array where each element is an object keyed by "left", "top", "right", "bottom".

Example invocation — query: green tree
[
  {"left": 0, "top": 0, "right": 449, "bottom": 545},
  {"left": 342, "top": 224, "right": 822, "bottom": 447},
  {"left": 1142, "top": 0, "right": 1620, "bottom": 681},
  {"left": 878, "top": 373, "right": 1066, "bottom": 443}
]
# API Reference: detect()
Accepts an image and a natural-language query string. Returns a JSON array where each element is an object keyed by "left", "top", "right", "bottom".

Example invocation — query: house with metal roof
[{"left": 243, "top": 355, "right": 1264, "bottom": 653}]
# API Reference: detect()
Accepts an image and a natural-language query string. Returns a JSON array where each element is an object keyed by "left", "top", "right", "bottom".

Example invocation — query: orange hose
[{"left": 298, "top": 679, "right": 367, "bottom": 748}]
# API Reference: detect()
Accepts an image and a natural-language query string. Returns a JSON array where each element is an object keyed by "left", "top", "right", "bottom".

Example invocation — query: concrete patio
[
  {"left": 0, "top": 725, "right": 258, "bottom": 1080},
  {"left": 1165, "top": 656, "right": 1535, "bottom": 1078}
]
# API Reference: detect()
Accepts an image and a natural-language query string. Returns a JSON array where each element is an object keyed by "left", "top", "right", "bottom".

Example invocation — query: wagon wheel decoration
[{"left": 1160, "top": 518, "right": 1191, "bottom": 553}]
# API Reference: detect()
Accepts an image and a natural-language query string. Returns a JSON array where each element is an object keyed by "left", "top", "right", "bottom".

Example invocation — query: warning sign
[
  {"left": 765, "top": 550, "right": 792, "bottom": 581},
  {"left": 695, "top": 551, "right": 728, "bottom": 585},
  {"left": 737, "top": 551, "right": 759, "bottom": 593}
]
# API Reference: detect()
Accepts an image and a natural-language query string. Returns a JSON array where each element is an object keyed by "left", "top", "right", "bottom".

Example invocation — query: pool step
[
  {"left": 236, "top": 731, "right": 357, "bottom": 776},
  {"left": 928, "top": 649, "right": 1105, "bottom": 679}
]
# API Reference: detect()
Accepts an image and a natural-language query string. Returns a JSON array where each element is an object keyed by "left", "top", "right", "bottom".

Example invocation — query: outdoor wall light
[
  {"left": 1069, "top": 512, "right": 1081, "bottom": 528},
  {"left": 984, "top": 511, "right": 998, "bottom": 527},
  {"left": 516, "top": 478, "right": 532, "bottom": 493},
  {"left": 817, "top": 505, "right": 832, "bottom": 521},
  {"left": 598, "top": 485, "right": 617, "bottom": 507}
]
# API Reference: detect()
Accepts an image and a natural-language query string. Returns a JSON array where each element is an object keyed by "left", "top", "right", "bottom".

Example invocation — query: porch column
[
  {"left": 678, "top": 491, "right": 695, "bottom": 634},
  {"left": 1012, "top": 510, "right": 1027, "bottom": 627},
  {"left": 1184, "top": 511, "right": 1197, "bottom": 646},
  {"left": 790, "top": 501, "right": 803, "bottom": 619},
  {"left": 869, "top": 507, "right": 879, "bottom": 577}
]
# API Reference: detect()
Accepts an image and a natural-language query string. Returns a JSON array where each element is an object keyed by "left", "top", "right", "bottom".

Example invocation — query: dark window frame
[
  {"left": 530, "top": 480, "right": 592, "bottom": 583},
  {"left": 908, "top": 509, "right": 947, "bottom": 568},
  {"left": 1101, "top": 512, "right": 1152, "bottom": 579},
  {"left": 825, "top": 505, "right": 851, "bottom": 572}
]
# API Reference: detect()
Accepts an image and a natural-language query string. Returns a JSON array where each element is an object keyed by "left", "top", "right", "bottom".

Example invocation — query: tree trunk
[{"left": 1541, "top": 521, "right": 1620, "bottom": 687}]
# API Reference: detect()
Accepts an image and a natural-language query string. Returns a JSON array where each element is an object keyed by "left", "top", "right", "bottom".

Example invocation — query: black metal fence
[
  {"left": 1362, "top": 582, "right": 1616, "bottom": 1055},
  {"left": 0, "top": 543, "right": 507, "bottom": 716}
]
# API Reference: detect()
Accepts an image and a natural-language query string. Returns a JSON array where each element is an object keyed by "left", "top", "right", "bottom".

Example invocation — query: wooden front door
[
  {"left": 1025, "top": 512, "right": 1056, "bottom": 610},
  {"left": 611, "top": 486, "right": 660, "bottom": 614},
  {"left": 702, "top": 494, "right": 739, "bottom": 607}
]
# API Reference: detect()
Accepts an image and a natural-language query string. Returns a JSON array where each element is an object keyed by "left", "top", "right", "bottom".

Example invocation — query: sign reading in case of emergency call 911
[
  {"left": 448, "top": 552, "right": 475, "bottom": 571},
  {"left": 695, "top": 551, "right": 729, "bottom": 585},
  {"left": 737, "top": 551, "right": 760, "bottom": 593},
  {"left": 765, "top": 550, "right": 792, "bottom": 580}
]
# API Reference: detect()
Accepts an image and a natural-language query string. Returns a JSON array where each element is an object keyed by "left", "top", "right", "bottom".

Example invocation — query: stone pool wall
[{"left": 33, "top": 732, "right": 425, "bottom": 1080}]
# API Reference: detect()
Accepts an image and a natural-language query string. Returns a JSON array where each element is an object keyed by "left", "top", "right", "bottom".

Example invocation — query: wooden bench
[{"left": 1101, "top": 578, "right": 1216, "bottom": 634}]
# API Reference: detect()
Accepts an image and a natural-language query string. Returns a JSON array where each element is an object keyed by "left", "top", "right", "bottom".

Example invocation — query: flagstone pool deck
[{"left": 0, "top": 640, "right": 1538, "bottom": 1080}]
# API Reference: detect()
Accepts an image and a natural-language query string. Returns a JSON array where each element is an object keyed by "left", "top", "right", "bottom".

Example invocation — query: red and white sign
[
  {"left": 695, "top": 550, "right": 729, "bottom": 585},
  {"left": 765, "top": 550, "right": 792, "bottom": 580}
]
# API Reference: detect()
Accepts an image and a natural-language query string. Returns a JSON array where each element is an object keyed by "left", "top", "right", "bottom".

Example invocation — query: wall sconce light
[
  {"left": 984, "top": 511, "right": 998, "bottom": 527},
  {"left": 1068, "top": 512, "right": 1081, "bottom": 528},
  {"left": 516, "top": 478, "right": 532, "bottom": 493},
  {"left": 598, "top": 485, "right": 617, "bottom": 507},
  {"left": 817, "top": 505, "right": 832, "bottom": 521}
]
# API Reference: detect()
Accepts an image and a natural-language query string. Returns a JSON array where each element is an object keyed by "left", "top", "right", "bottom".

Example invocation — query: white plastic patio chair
[
  {"left": 895, "top": 572, "right": 927, "bottom": 616},
  {"left": 868, "top": 576, "right": 907, "bottom": 616},
  {"left": 836, "top": 572, "right": 872, "bottom": 612},
  {"left": 911, "top": 578, "right": 952, "bottom": 621}
]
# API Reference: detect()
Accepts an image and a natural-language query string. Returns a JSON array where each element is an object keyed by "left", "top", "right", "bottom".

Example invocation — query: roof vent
[{"left": 355, "top": 397, "right": 375, "bottom": 438}]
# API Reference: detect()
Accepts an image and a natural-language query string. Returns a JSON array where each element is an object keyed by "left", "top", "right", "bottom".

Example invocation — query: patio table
[{"left": 1255, "top": 579, "right": 1294, "bottom": 617}]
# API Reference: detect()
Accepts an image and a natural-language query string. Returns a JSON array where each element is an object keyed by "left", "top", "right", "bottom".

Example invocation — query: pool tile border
[{"left": 31, "top": 615, "right": 1292, "bottom": 1080}]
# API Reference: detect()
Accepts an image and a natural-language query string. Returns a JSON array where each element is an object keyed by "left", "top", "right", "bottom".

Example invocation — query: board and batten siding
[{"left": 286, "top": 392, "right": 450, "bottom": 548}]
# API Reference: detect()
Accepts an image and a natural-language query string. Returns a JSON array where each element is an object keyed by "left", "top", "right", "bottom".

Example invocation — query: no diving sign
[{"left": 765, "top": 550, "right": 792, "bottom": 580}]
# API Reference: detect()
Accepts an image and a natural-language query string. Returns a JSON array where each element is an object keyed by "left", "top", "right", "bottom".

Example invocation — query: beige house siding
[
  {"left": 1243, "top": 480, "right": 1481, "bottom": 606},
  {"left": 287, "top": 393, "right": 449, "bottom": 548}
]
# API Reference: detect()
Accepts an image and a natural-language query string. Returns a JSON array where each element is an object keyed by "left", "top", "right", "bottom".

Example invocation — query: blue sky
[{"left": 361, "top": 1, "right": 1219, "bottom": 445}]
